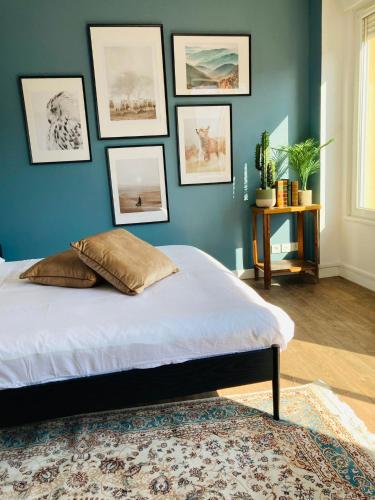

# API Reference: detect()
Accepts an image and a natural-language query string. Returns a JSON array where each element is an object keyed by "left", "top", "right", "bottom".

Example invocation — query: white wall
[{"left": 320, "top": 0, "right": 375, "bottom": 291}]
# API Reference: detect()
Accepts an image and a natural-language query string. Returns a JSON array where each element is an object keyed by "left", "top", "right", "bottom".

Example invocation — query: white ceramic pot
[
  {"left": 298, "top": 189, "right": 312, "bottom": 206},
  {"left": 255, "top": 188, "right": 276, "bottom": 208}
]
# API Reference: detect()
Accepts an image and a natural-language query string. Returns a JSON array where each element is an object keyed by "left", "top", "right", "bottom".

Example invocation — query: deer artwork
[{"left": 195, "top": 127, "right": 226, "bottom": 163}]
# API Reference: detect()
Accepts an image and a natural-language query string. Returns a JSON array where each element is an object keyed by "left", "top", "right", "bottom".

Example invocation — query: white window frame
[{"left": 351, "top": 3, "right": 375, "bottom": 221}]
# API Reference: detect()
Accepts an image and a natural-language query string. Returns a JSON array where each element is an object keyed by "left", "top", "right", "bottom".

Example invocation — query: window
[{"left": 356, "top": 8, "right": 375, "bottom": 216}]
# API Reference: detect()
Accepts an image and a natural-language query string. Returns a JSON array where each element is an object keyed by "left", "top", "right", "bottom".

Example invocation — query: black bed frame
[{"left": 0, "top": 345, "right": 280, "bottom": 428}]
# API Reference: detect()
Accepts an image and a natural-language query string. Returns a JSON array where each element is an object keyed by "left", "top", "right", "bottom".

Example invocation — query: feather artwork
[{"left": 46, "top": 92, "right": 83, "bottom": 150}]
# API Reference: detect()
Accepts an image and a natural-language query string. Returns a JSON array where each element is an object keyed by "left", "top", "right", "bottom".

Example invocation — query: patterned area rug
[{"left": 0, "top": 382, "right": 374, "bottom": 499}]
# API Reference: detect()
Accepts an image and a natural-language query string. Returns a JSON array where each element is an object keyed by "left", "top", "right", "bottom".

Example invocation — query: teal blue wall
[
  {"left": 309, "top": 0, "right": 322, "bottom": 200},
  {"left": 0, "top": 0, "right": 317, "bottom": 269},
  {"left": 304, "top": 0, "right": 322, "bottom": 259}
]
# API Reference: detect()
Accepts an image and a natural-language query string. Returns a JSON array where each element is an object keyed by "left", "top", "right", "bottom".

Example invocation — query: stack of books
[
  {"left": 291, "top": 180, "right": 299, "bottom": 206},
  {"left": 276, "top": 179, "right": 289, "bottom": 207}
]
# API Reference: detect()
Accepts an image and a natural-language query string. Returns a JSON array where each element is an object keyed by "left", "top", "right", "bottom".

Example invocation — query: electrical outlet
[
  {"left": 281, "top": 242, "right": 298, "bottom": 252},
  {"left": 271, "top": 244, "right": 281, "bottom": 254}
]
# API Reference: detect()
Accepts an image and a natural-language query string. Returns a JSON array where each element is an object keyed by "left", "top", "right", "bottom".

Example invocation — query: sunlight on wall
[
  {"left": 243, "top": 163, "right": 248, "bottom": 201},
  {"left": 272, "top": 219, "right": 293, "bottom": 243},
  {"left": 235, "top": 247, "right": 244, "bottom": 270},
  {"left": 270, "top": 116, "right": 289, "bottom": 152}
]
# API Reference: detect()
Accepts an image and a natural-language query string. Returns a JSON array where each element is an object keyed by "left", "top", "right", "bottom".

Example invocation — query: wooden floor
[{"left": 217, "top": 275, "right": 375, "bottom": 432}]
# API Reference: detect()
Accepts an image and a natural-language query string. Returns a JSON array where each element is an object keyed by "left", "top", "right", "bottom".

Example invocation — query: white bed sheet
[{"left": 0, "top": 245, "right": 294, "bottom": 390}]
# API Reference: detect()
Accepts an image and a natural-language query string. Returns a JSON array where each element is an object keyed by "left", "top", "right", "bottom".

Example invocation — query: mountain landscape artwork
[{"left": 185, "top": 45, "right": 239, "bottom": 90}]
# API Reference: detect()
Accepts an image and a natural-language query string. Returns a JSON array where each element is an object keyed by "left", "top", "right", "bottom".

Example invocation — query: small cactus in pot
[{"left": 255, "top": 131, "right": 276, "bottom": 207}]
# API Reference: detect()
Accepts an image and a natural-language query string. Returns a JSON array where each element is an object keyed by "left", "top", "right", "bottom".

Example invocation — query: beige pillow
[
  {"left": 19, "top": 249, "right": 99, "bottom": 288},
  {"left": 71, "top": 229, "right": 178, "bottom": 294}
]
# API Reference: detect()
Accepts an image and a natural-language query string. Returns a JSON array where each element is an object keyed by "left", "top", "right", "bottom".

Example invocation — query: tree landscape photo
[
  {"left": 105, "top": 46, "right": 157, "bottom": 121},
  {"left": 115, "top": 158, "right": 162, "bottom": 213},
  {"left": 185, "top": 45, "right": 239, "bottom": 90}
]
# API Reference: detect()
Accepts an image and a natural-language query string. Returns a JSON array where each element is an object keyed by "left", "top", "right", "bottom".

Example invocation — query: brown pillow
[
  {"left": 19, "top": 249, "right": 100, "bottom": 288},
  {"left": 70, "top": 229, "right": 178, "bottom": 294}
]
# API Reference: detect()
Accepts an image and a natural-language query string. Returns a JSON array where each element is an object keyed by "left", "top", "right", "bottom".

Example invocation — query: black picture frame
[
  {"left": 106, "top": 144, "right": 170, "bottom": 226},
  {"left": 171, "top": 33, "right": 251, "bottom": 97},
  {"left": 175, "top": 104, "right": 233, "bottom": 186},
  {"left": 19, "top": 75, "right": 92, "bottom": 165},
  {"left": 88, "top": 24, "right": 170, "bottom": 140}
]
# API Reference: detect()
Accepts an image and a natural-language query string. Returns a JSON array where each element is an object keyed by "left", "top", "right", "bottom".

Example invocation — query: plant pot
[
  {"left": 255, "top": 188, "right": 276, "bottom": 208},
  {"left": 298, "top": 189, "right": 312, "bottom": 206}
]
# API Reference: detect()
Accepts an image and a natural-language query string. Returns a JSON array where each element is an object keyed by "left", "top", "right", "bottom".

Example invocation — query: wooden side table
[{"left": 251, "top": 204, "right": 321, "bottom": 289}]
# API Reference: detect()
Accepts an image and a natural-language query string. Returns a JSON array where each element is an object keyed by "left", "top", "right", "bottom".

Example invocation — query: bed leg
[{"left": 272, "top": 344, "right": 280, "bottom": 421}]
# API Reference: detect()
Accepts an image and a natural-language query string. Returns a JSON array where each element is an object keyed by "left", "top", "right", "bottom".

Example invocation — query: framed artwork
[
  {"left": 88, "top": 24, "right": 169, "bottom": 139},
  {"left": 172, "top": 33, "right": 251, "bottom": 96},
  {"left": 176, "top": 104, "right": 233, "bottom": 186},
  {"left": 107, "top": 145, "right": 169, "bottom": 225},
  {"left": 19, "top": 76, "right": 91, "bottom": 164}
]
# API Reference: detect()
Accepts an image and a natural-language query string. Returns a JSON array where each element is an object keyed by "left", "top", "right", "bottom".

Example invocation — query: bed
[{"left": 0, "top": 245, "right": 294, "bottom": 427}]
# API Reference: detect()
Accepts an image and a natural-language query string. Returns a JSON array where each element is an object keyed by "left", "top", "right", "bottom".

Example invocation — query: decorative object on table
[
  {"left": 291, "top": 180, "right": 299, "bottom": 206},
  {"left": 172, "top": 33, "right": 251, "bottom": 96},
  {"left": 276, "top": 179, "right": 289, "bottom": 207},
  {"left": 252, "top": 204, "right": 321, "bottom": 289},
  {"left": 88, "top": 25, "right": 169, "bottom": 139},
  {"left": 106, "top": 145, "right": 169, "bottom": 225},
  {"left": 254, "top": 131, "right": 276, "bottom": 207},
  {"left": 19, "top": 76, "right": 91, "bottom": 164},
  {"left": 1, "top": 382, "right": 373, "bottom": 499},
  {"left": 176, "top": 104, "right": 233, "bottom": 185},
  {"left": 278, "top": 138, "right": 333, "bottom": 206}
]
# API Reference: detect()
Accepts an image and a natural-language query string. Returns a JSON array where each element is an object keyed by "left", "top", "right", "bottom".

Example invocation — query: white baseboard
[
  {"left": 319, "top": 262, "right": 341, "bottom": 278},
  {"left": 233, "top": 269, "right": 255, "bottom": 279},
  {"left": 340, "top": 263, "right": 375, "bottom": 292},
  {"left": 319, "top": 262, "right": 375, "bottom": 291},
  {"left": 234, "top": 262, "right": 375, "bottom": 292}
]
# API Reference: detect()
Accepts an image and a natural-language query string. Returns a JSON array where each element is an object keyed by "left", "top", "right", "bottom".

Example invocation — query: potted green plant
[
  {"left": 254, "top": 131, "right": 276, "bottom": 208},
  {"left": 278, "top": 138, "right": 333, "bottom": 206}
]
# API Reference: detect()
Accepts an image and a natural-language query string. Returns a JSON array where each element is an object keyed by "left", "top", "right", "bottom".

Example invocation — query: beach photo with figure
[
  {"left": 105, "top": 46, "right": 157, "bottom": 122},
  {"left": 115, "top": 158, "right": 162, "bottom": 213},
  {"left": 177, "top": 105, "right": 232, "bottom": 185}
]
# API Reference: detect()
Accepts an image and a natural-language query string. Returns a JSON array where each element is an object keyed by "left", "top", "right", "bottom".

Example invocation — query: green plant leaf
[{"left": 276, "top": 138, "right": 333, "bottom": 189}]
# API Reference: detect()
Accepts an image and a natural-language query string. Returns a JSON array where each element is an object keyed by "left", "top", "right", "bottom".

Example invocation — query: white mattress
[{"left": 0, "top": 245, "right": 294, "bottom": 390}]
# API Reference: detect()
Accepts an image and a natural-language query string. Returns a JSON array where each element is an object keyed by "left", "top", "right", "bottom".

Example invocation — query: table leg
[
  {"left": 297, "top": 212, "right": 305, "bottom": 260},
  {"left": 313, "top": 210, "right": 320, "bottom": 282},
  {"left": 252, "top": 211, "right": 259, "bottom": 280},
  {"left": 272, "top": 344, "right": 280, "bottom": 421},
  {"left": 263, "top": 214, "right": 271, "bottom": 289}
]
